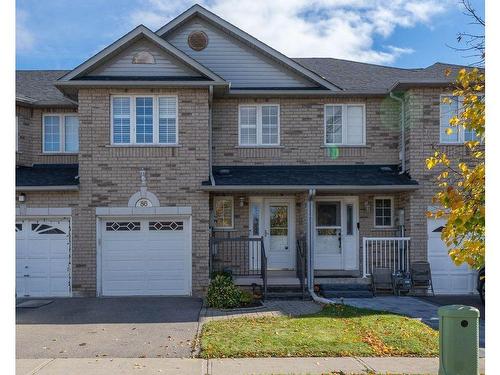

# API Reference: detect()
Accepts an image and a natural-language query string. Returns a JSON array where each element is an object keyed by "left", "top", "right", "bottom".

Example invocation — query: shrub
[
  {"left": 239, "top": 290, "right": 254, "bottom": 306},
  {"left": 206, "top": 275, "right": 243, "bottom": 309}
]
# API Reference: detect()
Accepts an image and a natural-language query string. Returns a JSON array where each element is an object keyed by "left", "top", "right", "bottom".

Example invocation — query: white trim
[
  {"left": 95, "top": 206, "right": 192, "bottom": 216},
  {"left": 110, "top": 95, "right": 179, "bottom": 146},
  {"left": 324, "top": 103, "right": 366, "bottom": 146},
  {"left": 212, "top": 196, "right": 234, "bottom": 229},
  {"left": 373, "top": 196, "right": 394, "bottom": 228},
  {"left": 42, "top": 113, "right": 79, "bottom": 153},
  {"left": 127, "top": 191, "right": 161, "bottom": 207},
  {"left": 238, "top": 104, "right": 280, "bottom": 146},
  {"left": 155, "top": 5, "right": 341, "bottom": 92},
  {"left": 96, "top": 214, "right": 192, "bottom": 297},
  {"left": 58, "top": 25, "right": 226, "bottom": 84}
]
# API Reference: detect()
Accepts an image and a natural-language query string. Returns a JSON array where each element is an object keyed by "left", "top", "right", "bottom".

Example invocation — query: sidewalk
[{"left": 17, "top": 356, "right": 486, "bottom": 375}]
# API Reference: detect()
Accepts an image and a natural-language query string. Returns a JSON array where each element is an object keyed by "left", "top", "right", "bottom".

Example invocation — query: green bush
[
  {"left": 206, "top": 275, "right": 243, "bottom": 309},
  {"left": 239, "top": 290, "right": 254, "bottom": 306}
]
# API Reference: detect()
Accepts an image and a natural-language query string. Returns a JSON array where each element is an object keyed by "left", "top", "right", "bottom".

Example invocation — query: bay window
[
  {"left": 239, "top": 104, "right": 279, "bottom": 146},
  {"left": 324, "top": 104, "right": 365, "bottom": 146},
  {"left": 43, "top": 114, "right": 79, "bottom": 153},
  {"left": 111, "top": 95, "right": 178, "bottom": 145}
]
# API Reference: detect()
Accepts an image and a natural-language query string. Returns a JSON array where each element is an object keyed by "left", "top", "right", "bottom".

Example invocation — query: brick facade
[{"left": 16, "top": 85, "right": 472, "bottom": 296}]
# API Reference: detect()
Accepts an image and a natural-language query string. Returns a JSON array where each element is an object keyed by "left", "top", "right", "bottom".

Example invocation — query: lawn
[{"left": 200, "top": 304, "right": 439, "bottom": 358}]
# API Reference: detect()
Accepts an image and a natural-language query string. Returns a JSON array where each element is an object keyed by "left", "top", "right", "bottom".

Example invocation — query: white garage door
[
  {"left": 16, "top": 218, "right": 71, "bottom": 297},
  {"left": 427, "top": 218, "right": 476, "bottom": 294},
  {"left": 100, "top": 218, "right": 191, "bottom": 296}
]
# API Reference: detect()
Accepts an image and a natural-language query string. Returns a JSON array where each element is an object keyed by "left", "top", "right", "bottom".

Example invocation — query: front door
[
  {"left": 264, "top": 199, "right": 295, "bottom": 270},
  {"left": 314, "top": 197, "right": 359, "bottom": 270}
]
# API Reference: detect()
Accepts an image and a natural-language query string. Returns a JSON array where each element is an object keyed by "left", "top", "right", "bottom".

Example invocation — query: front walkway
[
  {"left": 200, "top": 300, "right": 322, "bottom": 324},
  {"left": 336, "top": 296, "right": 485, "bottom": 353}
]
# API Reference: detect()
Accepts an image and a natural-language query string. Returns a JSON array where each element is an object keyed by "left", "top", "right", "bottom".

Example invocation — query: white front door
[
  {"left": 263, "top": 199, "right": 295, "bottom": 270},
  {"left": 100, "top": 218, "right": 191, "bottom": 296},
  {"left": 16, "top": 218, "right": 71, "bottom": 297},
  {"left": 314, "top": 197, "right": 359, "bottom": 270}
]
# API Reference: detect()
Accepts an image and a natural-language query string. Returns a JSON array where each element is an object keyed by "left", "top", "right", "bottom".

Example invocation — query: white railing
[{"left": 363, "top": 237, "right": 411, "bottom": 277}]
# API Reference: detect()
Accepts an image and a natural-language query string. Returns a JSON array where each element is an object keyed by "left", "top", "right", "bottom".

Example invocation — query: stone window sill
[
  {"left": 105, "top": 144, "right": 182, "bottom": 148},
  {"left": 235, "top": 146, "right": 284, "bottom": 149}
]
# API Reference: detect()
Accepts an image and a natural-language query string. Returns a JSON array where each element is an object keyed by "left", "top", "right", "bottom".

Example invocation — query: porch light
[
  {"left": 364, "top": 200, "right": 370, "bottom": 214},
  {"left": 18, "top": 193, "right": 26, "bottom": 202},
  {"left": 239, "top": 197, "right": 245, "bottom": 207}
]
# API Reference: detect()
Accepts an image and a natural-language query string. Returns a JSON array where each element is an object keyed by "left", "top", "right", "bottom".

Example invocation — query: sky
[{"left": 16, "top": 0, "right": 485, "bottom": 70}]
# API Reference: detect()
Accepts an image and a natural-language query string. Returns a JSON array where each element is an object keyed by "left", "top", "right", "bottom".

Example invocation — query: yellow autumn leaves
[{"left": 426, "top": 68, "right": 485, "bottom": 269}]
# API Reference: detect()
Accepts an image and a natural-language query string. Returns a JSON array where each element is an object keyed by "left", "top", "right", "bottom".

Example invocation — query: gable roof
[
  {"left": 156, "top": 4, "right": 341, "bottom": 92},
  {"left": 16, "top": 70, "right": 76, "bottom": 107},
  {"left": 295, "top": 59, "right": 475, "bottom": 94},
  {"left": 57, "top": 25, "right": 226, "bottom": 86}
]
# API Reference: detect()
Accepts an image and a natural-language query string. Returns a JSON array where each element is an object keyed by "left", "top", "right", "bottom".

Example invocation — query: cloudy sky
[{"left": 16, "top": 0, "right": 484, "bottom": 70}]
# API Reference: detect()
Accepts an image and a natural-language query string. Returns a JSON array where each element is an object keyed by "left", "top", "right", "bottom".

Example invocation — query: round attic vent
[{"left": 188, "top": 31, "right": 208, "bottom": 51}]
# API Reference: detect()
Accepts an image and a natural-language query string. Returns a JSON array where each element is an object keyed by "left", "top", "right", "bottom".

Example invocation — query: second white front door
[{"left": 314, "top": 197, "right": 359, "bottom": 270}]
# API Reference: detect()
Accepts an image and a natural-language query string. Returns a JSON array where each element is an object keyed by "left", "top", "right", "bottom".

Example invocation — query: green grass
[{"left": 200, "top": 304, "right": 439, "bottom": 358}]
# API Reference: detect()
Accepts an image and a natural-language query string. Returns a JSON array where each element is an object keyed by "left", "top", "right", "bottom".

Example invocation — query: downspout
[
  {"left": 208, "top": 85, "right": 215, "bottom": 186},
  {"left": 390, "top": 91, "right": 405, "bottom": 174}
]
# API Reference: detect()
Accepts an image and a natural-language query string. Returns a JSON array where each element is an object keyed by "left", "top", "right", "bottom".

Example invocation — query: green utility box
[{"left": 438, "top": 305, "right": 480, "bottom": 375}]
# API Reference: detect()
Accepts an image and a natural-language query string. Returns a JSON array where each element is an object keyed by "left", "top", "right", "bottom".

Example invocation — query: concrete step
[{"left": 321, "top": 290, "right": 373, "bottom": 298}]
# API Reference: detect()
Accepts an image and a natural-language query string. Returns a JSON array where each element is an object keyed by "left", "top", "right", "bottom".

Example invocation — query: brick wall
[
  {"left": 403, "top": 88, "right": 479, "bottom": 263},
  {"left": 16, "top": 104, "right": 79, "bottom": 166},
  {"left": 212, "top": 96, "right": 401, "bottom": 165}
]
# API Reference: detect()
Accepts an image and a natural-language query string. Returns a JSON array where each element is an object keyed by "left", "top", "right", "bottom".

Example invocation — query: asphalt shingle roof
[
  {"left": 294, "top": 59, "right": 469, "bottom": 93},
  {"left": 16, "top": 164, "right": 79, "bottom": 187},
  {"left": 16, "top": 70, "right": 75, "bottom": 107},
  {"left": 206, "top": 165, "right": 418, "bottom": 187}
]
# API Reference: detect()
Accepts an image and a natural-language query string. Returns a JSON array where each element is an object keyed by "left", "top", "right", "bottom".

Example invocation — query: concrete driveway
[{"left": 16, "top": 297, "right": 202, "bottom": 359}]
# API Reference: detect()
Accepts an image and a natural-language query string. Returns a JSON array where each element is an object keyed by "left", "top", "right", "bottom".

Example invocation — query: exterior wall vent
[
  {"left": 188, "top": 31, "right": 208, "bottom": 51},
  {"left": 132, "top": 51, "right": 156, "bottom": 64}
]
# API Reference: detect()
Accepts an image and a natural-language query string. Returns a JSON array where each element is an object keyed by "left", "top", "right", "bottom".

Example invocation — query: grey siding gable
[
  {"left": 165, "top": 17, "right": 318, "bottom": 88},
  {"left": 88, "top": 38, "right": 202, "bottom": 77}
]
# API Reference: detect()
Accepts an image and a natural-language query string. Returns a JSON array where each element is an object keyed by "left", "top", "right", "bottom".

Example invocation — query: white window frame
[
  {"left": 439, "top": 94, "right": 481, "bottom": 144},
  {"left": 373, "top": 196, "right": 394, "bottom": 228},
  {"left": 213, "top": 196, "right": 234, "bottom": 230},
  {"left": 110, "top": 95, "right": 178, "bottom": 146},
  {"left": 324, "top": 103, "right": 366, "bottom": 146},
  {"left": 42, "top": 113, "right": 79, "bottom": 154},
  {"left": 238, "top": 104, "right": 280, "bottom": 146}
]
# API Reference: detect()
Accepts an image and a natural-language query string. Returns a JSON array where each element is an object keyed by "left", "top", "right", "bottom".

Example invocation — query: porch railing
[
  {"left": 209, "top": 237, "right": 267, "bottom": 298},
  {"left": 363, "top": 237, "right": 411, "bottom": 277},
  {"left": 296, "top": 237, "right": 307, "bottom": 299}
]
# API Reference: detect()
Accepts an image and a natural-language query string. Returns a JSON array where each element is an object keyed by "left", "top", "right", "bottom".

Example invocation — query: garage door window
[
  {"left": 105, "top": 221, "right": 141, "bottom": 231},
  {"left": 149, "top": 221, "right": 183, "bottom": 231},
  {"left": 31, "top": 223, "right": 66, "bottom": 234},
  {"left": 16, "top": 223, "right": 22, "bottom": 232}
]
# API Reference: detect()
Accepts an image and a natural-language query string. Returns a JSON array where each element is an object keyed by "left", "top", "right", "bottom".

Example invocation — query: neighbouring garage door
[
  {"left": 427, "top": 218, "right": 476, "bottom": 294},
  {"left": 16, "top": 218, "right": 71, "bottom": 297},
  {"left": 101, "top": 218, "right": 191, "bottom": 296}
]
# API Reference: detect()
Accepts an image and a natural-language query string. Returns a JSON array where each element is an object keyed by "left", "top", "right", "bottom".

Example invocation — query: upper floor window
[
  {"left": 111, "top": 95, "right": 178, "bottom": 145},
  {"left": 440, "top": 95, "right": 479, "bottom": 144},
  {"left": 239, "top": 104, "right": 279, "bottom": 146},
  {"left": 324, "top": 104, "right": 365, "bottom": 146},
  {"left": 43, "top": 114, "right": 79, "bottom": 153}
]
